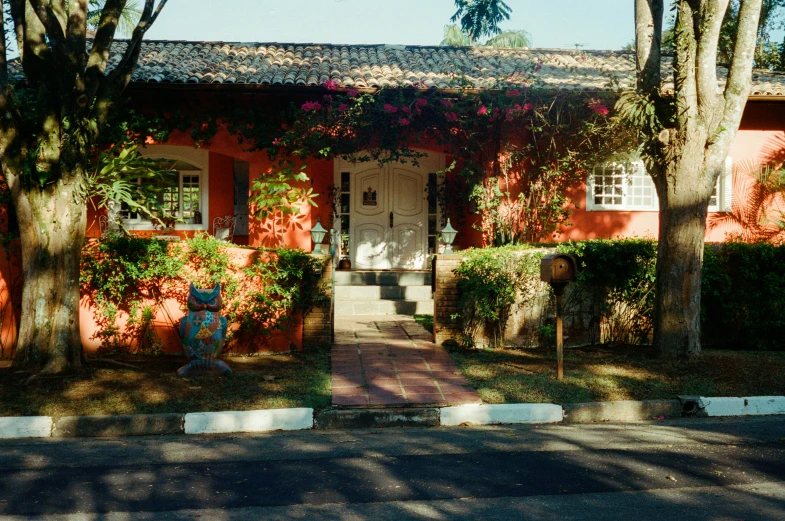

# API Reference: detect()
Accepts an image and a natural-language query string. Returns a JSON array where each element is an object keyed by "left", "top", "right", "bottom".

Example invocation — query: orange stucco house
[{"left": 3, "top": 40, "right": 785, "bottom": 356}]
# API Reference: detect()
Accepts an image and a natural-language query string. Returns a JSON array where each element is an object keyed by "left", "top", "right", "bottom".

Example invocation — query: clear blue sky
[{"left": 144, "top": 0, "right": 635, "bottom": 51}]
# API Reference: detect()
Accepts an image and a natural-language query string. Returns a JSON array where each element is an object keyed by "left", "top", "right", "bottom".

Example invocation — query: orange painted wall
[{"left": 0, "top": 240, "right": 21, "bottom": 359}]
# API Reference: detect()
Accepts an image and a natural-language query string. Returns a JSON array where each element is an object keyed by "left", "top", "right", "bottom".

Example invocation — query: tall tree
[
  {"left": 628, "top": 0, "right": 762, "bottom": 357},
  {"left": 451, "top": 0, "right": 512, "bottom": 44},
  {"left": 0, "top": 0, "right": 168, "bottom": 374}
]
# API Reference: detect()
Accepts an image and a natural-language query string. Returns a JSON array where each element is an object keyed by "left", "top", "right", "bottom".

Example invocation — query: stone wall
[{"left": 303, "top": 254, "right": 333, "bottom": 348}]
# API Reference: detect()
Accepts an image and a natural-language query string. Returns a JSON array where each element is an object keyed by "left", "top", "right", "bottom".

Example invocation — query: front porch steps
[{"left": 334, "top": 270, "right": 434, "bottom": 316}]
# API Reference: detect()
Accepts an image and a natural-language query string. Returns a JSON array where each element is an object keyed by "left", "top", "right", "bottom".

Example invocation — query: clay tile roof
[{"left": 10, "top": 40, "right": 785, "bottom": 96}]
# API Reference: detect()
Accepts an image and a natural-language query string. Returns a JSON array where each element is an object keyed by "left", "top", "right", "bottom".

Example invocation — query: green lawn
[
  {"left": 0, "top": 346, "right": 331, "bottom": 418},
  {"left": 445, "top": 344, "right": 785, "bottom": 405}
]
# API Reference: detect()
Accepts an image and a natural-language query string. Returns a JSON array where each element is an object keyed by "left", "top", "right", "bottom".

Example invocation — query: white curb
[
  {"left": 184, "top": 408, "right": 314, "bottom": 434},
  {"left": 701, "top": 397, "right": 746, "bottom": 417},
  {"left": 743, "top": 396, "right": 785, "bottom": 415},
  {"left": 440, "top": 403, "right": 563, "bottom": 426},
  {"left": 0, "top": 416, "right": 52, "bottom": 438},
  {"left": 702, "top": 396, "right": 785, "bottom": 417}
]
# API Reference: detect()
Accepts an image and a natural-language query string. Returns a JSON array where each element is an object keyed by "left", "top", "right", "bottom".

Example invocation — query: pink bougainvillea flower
[
  {"left": 523, "top": 103, "right": 533, "bottom": 110},
  {"left": 440, "top": 99, "right": 454, "bottom": 108},
  {"left": 337, "top": 103, "right": 349, "bottom": 112},
  {"left": 347, "top": 88, "right": 359, "bottom": 97},
  {"left": 301, "top": 101, "right": 322, "bottom": 112},
  {"left": 478, "top": 105, "right": 488, "bottom": 115},
  {"left": 415, "top": 97, "right": 428, "bottom": 107},
  {"left": 398, "top": 118, "right": 410, "bottom": 126},
  {"left": 383, "top": 104, "right": 399, "bottom": 114},
  {"left": 445, "top": 111, "right": 459, "bottom": 122},
  {"left": 401, "top": 106, "right": 411, "bottom": 113},
  {"left": 322, "top": 79, "right": 340, "bottom": 91},
  {"left": 272, "top": 138, "right": 283, "bottom": 146},
  {"left": 322, "top": 94, "right": 334, "bottom": 102},
  {"left": 506, "top": 89, "right": 521, "bottom": 97},
  {"left": 588, "top": 97, "right": 610, "bottom": 116}
]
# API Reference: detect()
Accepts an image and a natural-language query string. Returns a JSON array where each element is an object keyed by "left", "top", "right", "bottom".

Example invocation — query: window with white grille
[{"left": 587, "top": 158, "right": 731, "bottom": 212}]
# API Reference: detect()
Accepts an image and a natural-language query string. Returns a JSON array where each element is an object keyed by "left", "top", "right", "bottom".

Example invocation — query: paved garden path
[{"left": 331, "top": 315, "right": 482, "bottom": 407}]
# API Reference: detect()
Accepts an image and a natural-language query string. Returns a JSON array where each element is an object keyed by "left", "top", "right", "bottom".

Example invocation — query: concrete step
[
  {"left": 334, "top": 270, "right": 432, "bottom": 286},
  {"left": 334, "top": 285, "right": 432, "bottom": 301},
  {"left": 335, "top": 299, "right": 434, "bottom": 316}
]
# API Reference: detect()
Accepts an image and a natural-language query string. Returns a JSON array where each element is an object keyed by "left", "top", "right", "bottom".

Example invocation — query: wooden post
[
  {"left": 556, "top": 292, "right": 564, "bottom": 380},
  {"left": 540, "top": 253, "right": 576, "bottom": 381}
]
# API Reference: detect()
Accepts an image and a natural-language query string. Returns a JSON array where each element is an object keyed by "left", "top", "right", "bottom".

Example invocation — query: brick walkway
[{"left": 331, "top": 315, "right": 482, "bottom": 407}]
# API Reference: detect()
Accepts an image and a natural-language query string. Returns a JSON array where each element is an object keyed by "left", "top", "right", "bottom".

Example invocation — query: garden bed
[
  {"left": 0, "top": 346, "right": 330, "bottom": 417},
  {"left": 445, "top": 344, "right": 785, "bottom": 405}
]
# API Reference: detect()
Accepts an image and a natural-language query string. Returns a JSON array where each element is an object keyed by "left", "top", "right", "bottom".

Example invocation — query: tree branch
[
  {"left": 9, "top": 0, "right": 24, "bottom": 63},
  {"left": 634, "top": 0, "right": 663, "bottom": 95},
  {"left": 673, "top": 0, "right": 699, "bottom": 130},
  {"left": 27, "top": 0, "right": 67, "bottom": 59},
  {"left": 695, "top": 0, "right": 729, "bottom": 114},
  {"left": 16, "top": 0, "right": 53, "bottom": 84},
  {"left": 0, "top": 0, "right": 8, "bottom": 87},
  {"left": 66, "top": 0, "right": 88, "bottom": 59},
  {"left": 110, "top": 0, "right": 166, "bottom": 78},
  {"left": 95, "top": 0, "right": 168, "bottom": 126},
  {"left": 85, "top": 0, "right": 127, "bottom": 98},
  {"left": 709, "top": 0, "right": 763, "bottom": 154}
]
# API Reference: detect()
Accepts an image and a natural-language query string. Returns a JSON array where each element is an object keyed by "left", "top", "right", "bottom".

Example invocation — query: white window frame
[
  {"left": 587, "top": 157, "right": 732, "bottom": 213},
  {"left": 123, "top": 146, "right": 210, "bottom": 231}
]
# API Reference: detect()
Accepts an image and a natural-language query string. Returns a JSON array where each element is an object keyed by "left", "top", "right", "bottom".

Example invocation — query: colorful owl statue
[{"left": 177, "top": 283, "right": 231, "bottom": 376}]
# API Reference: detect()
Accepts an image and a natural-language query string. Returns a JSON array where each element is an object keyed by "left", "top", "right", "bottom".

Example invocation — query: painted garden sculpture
[{"left": 177, "top": 283, "right": 232, "bottom": 376}]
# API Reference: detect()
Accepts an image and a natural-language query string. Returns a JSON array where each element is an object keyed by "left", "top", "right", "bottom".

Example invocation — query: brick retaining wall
[{"left": 433, "top": 254, "right": 465, "bottom": 345}]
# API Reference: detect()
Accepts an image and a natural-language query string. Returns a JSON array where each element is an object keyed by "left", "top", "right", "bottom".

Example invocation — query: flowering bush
[{"left": 251, "top": 73, "right": 633, "bottom": 244}]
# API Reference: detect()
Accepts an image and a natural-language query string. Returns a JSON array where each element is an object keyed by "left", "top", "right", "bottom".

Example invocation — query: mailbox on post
[
  {"left": 540, "top": 253, "right": 577, "bottom": 380},
  {"left": 540, "top": 253, "right": 577, "bottom": 291}
]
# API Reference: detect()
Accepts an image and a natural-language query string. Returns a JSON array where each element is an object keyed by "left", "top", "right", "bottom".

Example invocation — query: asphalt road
[{"left": 0, "top": 417, "right": 784, "bottom": 520}]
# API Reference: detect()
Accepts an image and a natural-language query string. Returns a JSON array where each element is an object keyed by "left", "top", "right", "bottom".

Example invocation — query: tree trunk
[
  {"left": 652, "top": 142, "right": 718, "bottom": 358},
  {"left": 10, "top": 171, "right": 87, "bottom": 373}
]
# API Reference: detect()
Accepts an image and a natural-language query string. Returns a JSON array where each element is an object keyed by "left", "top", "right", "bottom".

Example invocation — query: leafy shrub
[
  {"left": 80, "top": 235, "right": 183, "bottom": 306},
  {"left": 560, "top": 238, "right": 657, "bottom": 345},
  {"left": 235, "top": 247, "right": 327, "bottom": 347},
  {"left": 81, "top": 236, "right": 183, "bottom": 349},
  {"left": 453, "top": 245, "right": 543, "bottom": 347}
]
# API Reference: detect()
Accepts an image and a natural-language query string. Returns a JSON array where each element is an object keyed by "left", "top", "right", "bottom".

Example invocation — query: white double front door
[{"left": 335, "top": 154, "right": 442, "bottom": 270}]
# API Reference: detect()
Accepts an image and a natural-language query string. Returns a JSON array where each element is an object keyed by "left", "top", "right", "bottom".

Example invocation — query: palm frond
[
  {"left": 87, "top": 0, "right": 142, "bottom": 37},
  {"left": 440, "top": 24, "right": 471, "bottom": 47},
  {"left": 484, "top": 30, "right": 531, "bottom": 48},
  {"left": 707, "top": 158, "right": 785, "bottom": 242}
]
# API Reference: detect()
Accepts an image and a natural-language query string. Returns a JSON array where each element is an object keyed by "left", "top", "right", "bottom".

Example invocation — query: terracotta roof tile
[{"left": 10, "top": 40, "right": 785, "bottom": 96}]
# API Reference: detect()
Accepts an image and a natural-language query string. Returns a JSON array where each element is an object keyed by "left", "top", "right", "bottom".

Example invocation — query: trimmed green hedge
[{"left": 702, "top": 242, "right": 785, "bottom": 350}]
